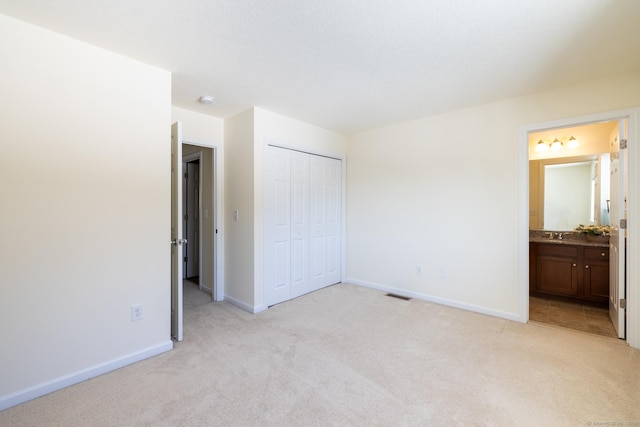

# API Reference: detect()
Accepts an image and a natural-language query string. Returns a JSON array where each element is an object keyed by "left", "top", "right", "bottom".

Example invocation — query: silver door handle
[{"left": 170, "top": 238, "right": 188, "bottom": 246}]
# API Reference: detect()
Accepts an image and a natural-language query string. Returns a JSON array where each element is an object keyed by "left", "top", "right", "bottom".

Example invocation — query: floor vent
[{"left": 386, "top": 293, "right": 411, "bottom": 301}]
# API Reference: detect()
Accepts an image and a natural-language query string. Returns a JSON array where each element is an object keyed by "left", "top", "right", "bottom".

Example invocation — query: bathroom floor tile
[{"left": 529, "top": 296, "right": 617, "bottom": 339}]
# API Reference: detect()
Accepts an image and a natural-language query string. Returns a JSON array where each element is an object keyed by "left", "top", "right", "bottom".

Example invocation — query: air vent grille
[{"left": 386, "top": 293, "right": 411, "bottom": 301}]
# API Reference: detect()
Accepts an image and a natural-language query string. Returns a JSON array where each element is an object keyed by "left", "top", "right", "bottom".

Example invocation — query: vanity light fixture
[{"left": 534, "top": 136, "right": 580, "bottom": 152}]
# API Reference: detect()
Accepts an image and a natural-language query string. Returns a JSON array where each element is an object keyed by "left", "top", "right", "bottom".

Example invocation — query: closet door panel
[
  {"left": 309, "top": 155, "right": 327, "bottom": 289},
  {"left": 290, "top": 151, "right": 310, "bottom": 298},
  {"left": 265, "top": 146, "right": 291, "bottom": 306},
  {"left": 324, "top": 157, "right": 342, "bottom": 284}
]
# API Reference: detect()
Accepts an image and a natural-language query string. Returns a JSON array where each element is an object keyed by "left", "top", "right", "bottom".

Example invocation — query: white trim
[
  {"left": 0, "top": 341, "right": 173, "bottom": 411},
  {"left": 223, "top": 295, "right": 267, "bottom": 314},
  {"left": 519, "top": 107, "right": 640, "bottom": 349},
  {"left": 182, "top": 138, "right": 224, "bottom": 302},
  {"left": 626, "top": 109, "right": 640, "bottom": 349},
  {"left": 341, "top": 157, "right": 347, "bottom": 285},
  {"left": 347, "top": 278, "right": 521, "bottom": 322},
  {"left": 213, "top": 145, "right": 224, "bottom": 302},
  {"left": 518, "top": 122, "right": 530, "bottom": 324}
]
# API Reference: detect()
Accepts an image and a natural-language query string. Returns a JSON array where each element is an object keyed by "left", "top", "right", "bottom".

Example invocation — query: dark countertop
[{"left": 529, "top": 237, "right": 609, "bottom": 248}]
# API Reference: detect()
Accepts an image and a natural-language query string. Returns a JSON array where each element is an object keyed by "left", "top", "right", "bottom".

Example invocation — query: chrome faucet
[{"left": 546, "top": 232, "right": 564, "bottom": 240}]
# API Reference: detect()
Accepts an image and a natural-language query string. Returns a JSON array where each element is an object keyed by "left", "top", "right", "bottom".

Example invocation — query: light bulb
[
  {"left": 551, "top": 138, "right": 563, "bottom": 150},
  {"left": 535, "top": 140, "right": 548, "bottom": 152}
]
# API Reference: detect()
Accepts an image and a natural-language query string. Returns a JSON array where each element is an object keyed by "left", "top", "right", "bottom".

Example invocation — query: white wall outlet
[{"left": 131, "top": 304, "right": 144, "bottom": 321}]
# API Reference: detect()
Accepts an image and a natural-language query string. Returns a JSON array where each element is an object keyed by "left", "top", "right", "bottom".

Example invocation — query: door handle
[{"left": 170, "top": 238, "right": 188, "bottom": 246}]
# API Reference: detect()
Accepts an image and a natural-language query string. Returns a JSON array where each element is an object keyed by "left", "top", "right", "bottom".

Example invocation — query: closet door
[
  {"left": 309, "top": 155, "right": 342, "bottom": 291},
  {"left": 265, "top": 146, "right": 342, "bottom": 306},
  {"left": 290, "top": 151, "right": 310, "bottom": 298},
  {"left": 264, "top": 146, "right": 292, "bottom": 306}
]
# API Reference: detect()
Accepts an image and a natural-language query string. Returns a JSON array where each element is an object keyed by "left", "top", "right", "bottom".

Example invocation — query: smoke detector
[{"left": 198, "top": 96, "right": 214, "bottom": 105}]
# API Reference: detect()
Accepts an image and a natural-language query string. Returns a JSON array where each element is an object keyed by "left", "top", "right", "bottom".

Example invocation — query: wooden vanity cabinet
[{"left": 530, "top": 242, "right": 609, "bottom": 305}]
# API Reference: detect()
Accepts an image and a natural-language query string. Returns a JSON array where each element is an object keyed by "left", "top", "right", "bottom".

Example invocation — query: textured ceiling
[{"left": 1, "top": 0, "right": 639, "bottom": 134}]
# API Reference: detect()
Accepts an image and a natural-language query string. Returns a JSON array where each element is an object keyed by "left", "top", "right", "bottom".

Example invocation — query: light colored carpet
[{"left": 2, "top": 283, "right": 640, "bottom": 426}]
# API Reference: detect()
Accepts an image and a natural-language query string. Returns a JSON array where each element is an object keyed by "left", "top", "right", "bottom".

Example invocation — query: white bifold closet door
[{"left": 265, "top": 145, "right": 342, "bottom": 306}]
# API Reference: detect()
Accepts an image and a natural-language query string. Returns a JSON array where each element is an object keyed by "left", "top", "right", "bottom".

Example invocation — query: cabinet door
[
  {"left": 536, "top": 255, "right": 579, "bottom": 296},
  {"left": 584, "top": 248, "right": 609, "bottom": 303},
  {"left": 584, "top": 261, "right": 609, "bottom": 302},
  {"left": 529, "top": 242, "right": 537, "bottom": 289},
  {"left": 535, "top": 244, "right": 579, "bottom": 296}
]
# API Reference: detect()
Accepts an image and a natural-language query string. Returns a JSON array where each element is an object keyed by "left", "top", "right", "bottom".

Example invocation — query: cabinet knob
[
  {"left": 601, "top": 252, "right": 606, "bottom": 257},
  {"left": 585, "top": 265, "right": 590, "bottom": 269},
  {"left": 573, "top": 263, "right": 577, "bottom": 267}
]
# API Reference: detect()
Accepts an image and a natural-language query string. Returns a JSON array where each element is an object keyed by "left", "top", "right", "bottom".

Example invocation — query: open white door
[
  {"left": 609, "top": 119, "right": 627, "bottom": 339},
  {"left": 171, "top": 122, "right": 184, "bottom": 341}
]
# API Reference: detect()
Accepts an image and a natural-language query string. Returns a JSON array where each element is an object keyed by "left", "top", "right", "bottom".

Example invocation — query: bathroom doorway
[{"left": 523, "top": 112, "right": 632, "bottom": 341}]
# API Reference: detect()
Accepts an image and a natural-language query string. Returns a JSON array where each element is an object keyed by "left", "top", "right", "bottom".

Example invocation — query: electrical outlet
[{"left": 131, "top": 304, "right": 144, "bottom": 321}]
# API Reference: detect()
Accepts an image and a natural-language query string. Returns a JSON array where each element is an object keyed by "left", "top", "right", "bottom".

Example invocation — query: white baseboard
[
  {"left": 223, "top": 295, "right": 267, "bottom": 314},
  {"left": 0, "top": 340, "right": 173, "bottom": 411},
  {"left": 345, "top": 277, "right": 523, "bottom": 322}
]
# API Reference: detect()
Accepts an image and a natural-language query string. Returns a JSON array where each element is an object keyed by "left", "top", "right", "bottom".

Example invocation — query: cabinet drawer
[
  {"left": 536, "top": 244, "right": 579, "bottom": 258},
  {"left": 584, "top": 247, "right": 609, "bottom": 260}
]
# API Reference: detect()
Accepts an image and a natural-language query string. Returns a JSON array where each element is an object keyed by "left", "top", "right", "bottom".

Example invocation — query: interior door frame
[
  {"left": 518, "top": 107, "right": 640, "bottom": 348},
  {"left": 181, "top": 137, "right": 224, "bottom": 302},
  {"left": 183, "top": 151, "right": 203, "bottom": 284}
]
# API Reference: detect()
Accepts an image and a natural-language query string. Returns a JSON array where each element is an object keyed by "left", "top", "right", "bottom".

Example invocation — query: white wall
[
  {"left": 172, "top": 106, "right": 224, "bottom": 145},
  {"left": 346, "top": 71, "right": 640, "bottom": 320},
  {"left": 223, "top": 108, "right": 256, "bottom": 309},
  {"left": 223, "top": 107, "right": 347, "bottom": 312},
  {"left": 0, "top": 14, "right": 172, "bottom": 409}
]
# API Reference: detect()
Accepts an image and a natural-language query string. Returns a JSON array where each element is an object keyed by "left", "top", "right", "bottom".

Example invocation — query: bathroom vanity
[{"left": 529, "top": 232, "right": 609, "bottom": 305}]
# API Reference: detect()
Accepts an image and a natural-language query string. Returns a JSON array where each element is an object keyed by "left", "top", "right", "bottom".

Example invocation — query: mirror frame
[{"left": 536, "top": 154, "right": 599, "bottom": 231}]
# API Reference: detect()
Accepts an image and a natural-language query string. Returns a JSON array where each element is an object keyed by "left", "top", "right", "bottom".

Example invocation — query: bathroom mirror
[{"left": 530, "top": 154, "right": 610, "bottom": 230}]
